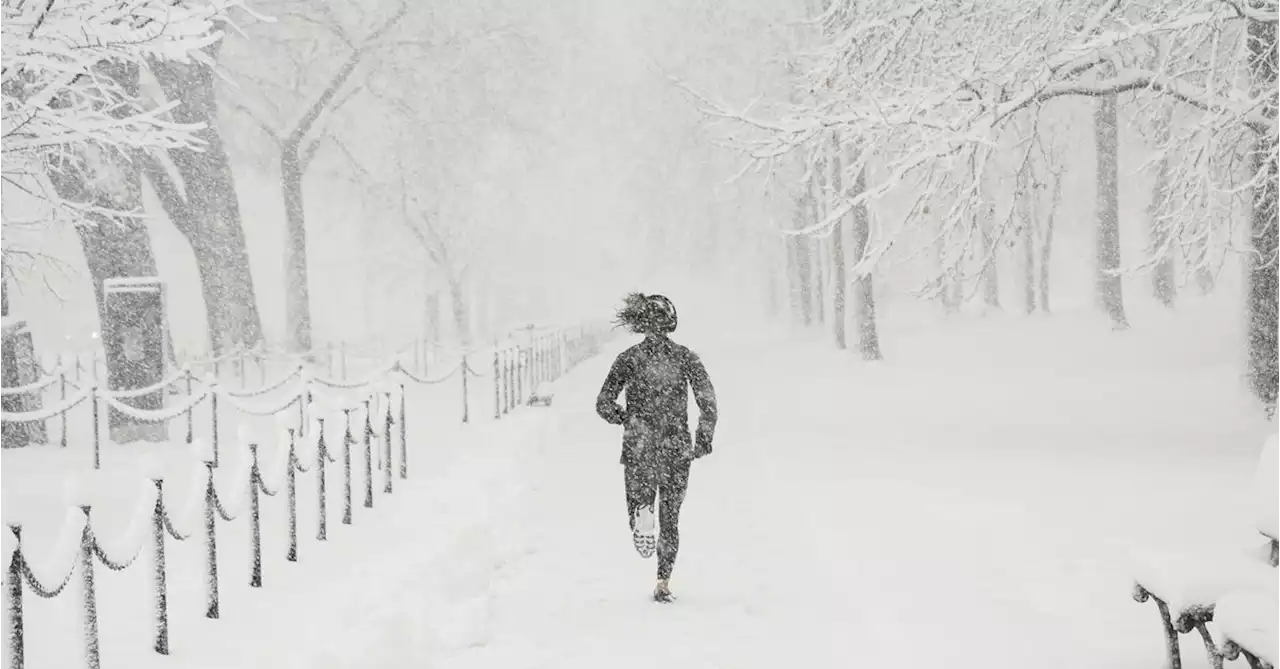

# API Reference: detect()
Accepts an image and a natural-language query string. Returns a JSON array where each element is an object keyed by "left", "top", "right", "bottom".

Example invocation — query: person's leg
[
  {"left": 623, "top": 460, "right": 658, "bottom": 557},
  {"left": 655, "top": 458, "right": 692, "bottom": 582}
]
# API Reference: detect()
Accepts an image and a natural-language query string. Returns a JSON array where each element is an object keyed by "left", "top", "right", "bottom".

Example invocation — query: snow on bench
[
  {"left": 528, "top": 380, "right": 555, "bottom": 407},
  {"left": 1216, "top": 589, "right": 1278, "bottom": 669},
  {"left": 1130, "top": 433, "right": 1278, "bottom": 669}
]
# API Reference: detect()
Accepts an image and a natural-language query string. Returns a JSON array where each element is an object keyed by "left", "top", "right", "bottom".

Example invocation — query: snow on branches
[
  {"left": 2, "top": 0, "right": 246, "bottom": 229},
  {"left": 689, "top": 0, "right": 1278, "bottom": 294}
]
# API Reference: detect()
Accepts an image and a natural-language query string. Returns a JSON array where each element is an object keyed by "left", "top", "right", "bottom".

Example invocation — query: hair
[
  {"left": 613, "top": 292, "right": 677, "bottom": 335},
  {"left": 613, "top": 292, "right": 653, "bottom": 334}
]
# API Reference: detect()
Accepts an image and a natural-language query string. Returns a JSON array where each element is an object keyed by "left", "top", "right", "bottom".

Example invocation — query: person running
[{"left": 595, "top": 293, "right": 717, "bottom": 603}]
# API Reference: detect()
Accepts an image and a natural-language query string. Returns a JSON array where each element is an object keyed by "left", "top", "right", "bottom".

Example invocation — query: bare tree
[
  {"left": 849, "top": 161, "right": 882, "bottom": 360},
  {"left": 1094, "top": 68, "right": 1129, "bottom": 329},
  {"left": 691, "top": 0, "right": 1276, "bottom": 398},
  {"left": 828, "top": 136, "right": 848, "bottom": 348},
  {"left": 1146, "top": 106, "right": 1178, "bottom": 307},
  {"left": 223, "top": 1, "right": 409, "bottom": 351},
  {"left": 144, "top": 40, "right": 265, "bottom": 355},
  {"left": 1246, "top": 11, "right": 1277, "bottom": 408}
]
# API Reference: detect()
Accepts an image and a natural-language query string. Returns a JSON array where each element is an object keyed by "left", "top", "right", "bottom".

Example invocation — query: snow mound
[
  {"left": 1216, "top": 588, "right": 1279, "bottom": 665},
  {"left": 1253, "top": 433, "right": 1278, "bottom": 540},
  {"left": 1129, "top": 547, "right": 1276, "bottom": 615}
]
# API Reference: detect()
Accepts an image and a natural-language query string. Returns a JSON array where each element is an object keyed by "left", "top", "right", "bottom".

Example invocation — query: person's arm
[
  {"left": 595, "top": 353, "right": 630, "bottom": 425},
  {"left": 685, "top": 351, "right": 718, "bottom": 456}
]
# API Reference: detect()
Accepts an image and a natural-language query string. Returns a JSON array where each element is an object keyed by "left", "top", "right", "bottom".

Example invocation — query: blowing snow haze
[{"left": 1, "top": 1, "right": 1277, "bottom": 668}]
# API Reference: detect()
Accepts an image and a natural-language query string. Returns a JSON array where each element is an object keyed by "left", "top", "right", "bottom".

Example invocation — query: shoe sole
[{"left": 633, "top": 507, "right": 656, "bottom": 559}]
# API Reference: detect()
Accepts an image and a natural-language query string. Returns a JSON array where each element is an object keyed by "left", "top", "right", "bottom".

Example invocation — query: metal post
[
  {"left": 249, "top": 445, "right": 262, "bottom": 587},
  {"left": 151, "top": 480, "right": 169, "bottom": 654}
]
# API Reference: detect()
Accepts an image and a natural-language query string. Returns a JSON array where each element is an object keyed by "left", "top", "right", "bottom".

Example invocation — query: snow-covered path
[
  {"left": 446, "top": 354, "right": 883, "bottom": 668},
  {"left": 10, "top": 310, "right": 1267, "bottom": 669},
  {"left": 435, "top": 316, "right": 1267, "bottom": 669}
]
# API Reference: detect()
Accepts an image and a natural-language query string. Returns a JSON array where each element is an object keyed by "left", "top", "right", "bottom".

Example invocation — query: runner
[{"left": 596, "top": 293, "right": 718, "bottom": 602}]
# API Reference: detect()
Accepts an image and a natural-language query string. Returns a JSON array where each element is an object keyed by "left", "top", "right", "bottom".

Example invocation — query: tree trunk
[
  {"left": 808, "top": 163, "right": 827, "bottom": 326},
  {"left": 829, "top": 137, "right": 848, "bottom": 349},
  {"left": 766, "top": 237, "right": 781, "bottom": 318},
  {"left": 793, "top": 193, "right": 815, "bottom": 327},
  {"left": 49, "top": 63, "right": 168, "bottom": 441},
  {"left": 281, "top": 140, "right": 313, "bottom": 351},
  {"left": 978, "top": 162, "right": 1001, "bottom": 310},
  {"left": 813, "top": 236, "right": 827, "bottom": 325},
  {"left": 930, "top": 204, "right": 960, "bottom": 315},
  {"left": 447, "top": 277, "right": 471, "bottom": 348},
  {"left": 938, "top": 247, "right": 960, "bottom": 315},
  {"left": 47, "top": 65, "right": 156, "bottom": 321},
  {"left": 1094, "top": 83, "right": 1129, "bottom": 329},
  {"left": 1196, "top": 262, "right": 1216, "bottom": 295},
  {"left": 785, "top": 229, "right": 802, "bottom": 322},
  {"left": 1148, "top": 107, "right": 1176, "bottom": 308},
  {"left": 1247, "top": 15, "right": 1278, "bottom": 408},
  {"left": 424, "top": 290, "right": 441, "bottom": 348},
  {"left": 147, "top": 51, "right": 264, "bottom": 355},
  {"left": 850, "top": 166, "right": 882, "bottom": 360},
  {"left": 1017, "top": 169, "right": 1036, "bottom": 314},
  {"left": 1039, "top": 175, "right": 1061, "bottom": 315}
]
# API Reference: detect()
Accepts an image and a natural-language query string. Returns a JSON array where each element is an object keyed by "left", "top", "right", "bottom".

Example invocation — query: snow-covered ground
[
  {"left": 4, "top": 300, "right": 1275, "bottom": 668},
  {"left": 443, "top": 303, "right": 1273, "bottom": 669}
]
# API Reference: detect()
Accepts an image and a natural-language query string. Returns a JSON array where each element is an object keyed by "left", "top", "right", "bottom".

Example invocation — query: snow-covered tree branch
[{"left": 2, "top": 0, "right": 243, "bottom": 233}]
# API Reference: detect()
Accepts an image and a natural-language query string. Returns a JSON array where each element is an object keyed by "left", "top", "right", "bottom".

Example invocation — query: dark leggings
[{"left": 624, "top": 456, "right": 691, "bottom": 580}]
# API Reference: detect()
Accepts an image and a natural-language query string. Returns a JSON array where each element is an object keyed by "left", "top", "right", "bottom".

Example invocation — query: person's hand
[{"left": 693, "top": 438, "right": 712, "bottom": 459}]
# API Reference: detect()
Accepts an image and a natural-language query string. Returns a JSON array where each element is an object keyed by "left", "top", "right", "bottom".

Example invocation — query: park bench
[
  {"left": 1131, "top": 434, "right": 1278, "bottom": 669},
  {"left": 528, "top": 380, "right": 555, "bottom": 407}
]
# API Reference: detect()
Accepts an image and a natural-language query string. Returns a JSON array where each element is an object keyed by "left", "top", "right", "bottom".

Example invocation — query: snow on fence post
[
  {"left": 363, "top": 402, "right": 374, "bottom": 509},
  {"left": 78, "top": 506, "right": 101, "bottom": 669},
  {"left": 6, "top": 525, "right": 24, "bottom": 669},
  {"left": 91, "top": 385, "right": 100, "bottom": 470},
  {"left": 286, "top": 429, "right": 298, "bottom": 562},
  {"left": 399, "top": 383, "right": 407, "bottom": 480},
  {"left": 342, "top": 410, "right": 353, "bottom": 525},
  {"left": 151, "top": 479, "right": 169, "bottom": 655},
  {"left": 236, "top": 349, "right": 246, "bottom": 387},
  {"left": 203, "top": 463, "right": 220, "bottom": 619},
  {"left": 317, "top": 420, "right": 328, "bottom": 542},
  {"left": 493, "top": 350, "right": 500, "bottom": 420},
  {"left": 383, "top": 394, "right": 393, "bottom": 495},
  {"left": 249, "top": 444, "right": 263, "bottom": 587},
  {"left": 339, "top": 342, "right": 348, "bottom": 382}
]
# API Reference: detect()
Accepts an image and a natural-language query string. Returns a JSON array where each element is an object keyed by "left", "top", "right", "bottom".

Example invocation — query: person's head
[{"left": 614, "top": 292, "right": 678, "bottom": 335}]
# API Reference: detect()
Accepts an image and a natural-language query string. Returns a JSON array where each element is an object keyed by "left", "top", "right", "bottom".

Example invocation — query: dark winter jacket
[{"left": 596, "top": 334, "right": 717, "bottom": 465}]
